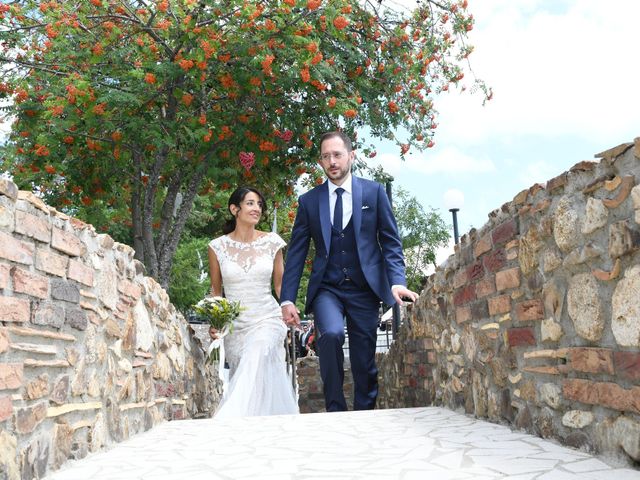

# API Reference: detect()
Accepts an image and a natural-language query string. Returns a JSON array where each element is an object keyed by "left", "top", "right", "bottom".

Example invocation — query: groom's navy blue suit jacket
[{"left": 281, "top": 176, "right": 407, "bottom": 314}]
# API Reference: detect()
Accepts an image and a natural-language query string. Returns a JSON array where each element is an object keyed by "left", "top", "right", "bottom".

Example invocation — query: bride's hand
[{"left": 209, "top": 326, "right": 219, "bottom": 340}]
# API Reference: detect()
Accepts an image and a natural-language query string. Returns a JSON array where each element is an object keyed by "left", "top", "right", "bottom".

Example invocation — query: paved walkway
[{"left": 45, "top": 407, "right": 639, "bottom": 480}]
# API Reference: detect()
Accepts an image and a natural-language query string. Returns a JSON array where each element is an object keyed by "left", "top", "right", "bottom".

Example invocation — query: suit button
[
  {"left": 325, "top": 255, "right": 328, "bottom": 259},
  {"left": 340, "top": 233, "right": 345, "bottom": 238},
  {"left": 343, "top": 268, "right": 348, "bottom": 272},
  {"left": 341, "top": 251, "right": 346, "bottom": 254}
]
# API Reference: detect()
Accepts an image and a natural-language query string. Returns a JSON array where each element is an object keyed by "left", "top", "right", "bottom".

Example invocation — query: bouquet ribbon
[{"left": 206, "top": 323, "right": 231, "bottom": 386}]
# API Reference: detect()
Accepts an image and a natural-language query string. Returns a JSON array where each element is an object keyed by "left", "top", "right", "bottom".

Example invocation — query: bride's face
[{"left": 232, "top": 192, "right": 263, "bottom": 226}]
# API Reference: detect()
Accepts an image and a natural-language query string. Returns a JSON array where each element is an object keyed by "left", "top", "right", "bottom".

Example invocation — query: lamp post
[{"left": 444, "top": 189, "right": 465, "bottom": 245}]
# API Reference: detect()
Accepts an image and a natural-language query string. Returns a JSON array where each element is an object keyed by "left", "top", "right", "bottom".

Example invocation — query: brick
[
  {"left": 453, "top": 284, "right": 476, "bottom": 306},
  {"left": 470, "top": 300, "right": 489, "bottom": 320},
  {"left": 563, "top": 379, "right": 640, "bottom": 414},
  {"left": 0, "top": 231, "right": 35, "bottom": 265},
  {"left": 12, "top": 267, "right": 49, "bottom": 299},
  {"left": 0, "top": 395, "right": 12, "bottom": 422},
  {"left": 14, "top": 210, "right": 51, "bottom": 243},
  {"left": 483, "top": 248, "right": 507, "bottom": 273},
  {"left": 568, "top": 348, "right": 614, "bottom": 375},
  {"left": 0, "top": 363, "right": 23, "bottom": 390},
  {"left": 68, "top": 259, "right": 94, "bottom": 287},
  {"left": 0, "top": 297, "right": 30, "bottom": 323},
  {"left": 0, "top": 263, "right": 9, "bottom": 289},
  {"left": 51, "top": 227, "right": 86, "bottom": 257},
  {"left": 614, "top": 351, "right": 640, "bottom": 382},
  {"left": 496, "top": 267, "right": 521, "bottom": 291},
  {"left": 507, "top": 327, "right": 536, "bottom": 347},
  {"left": 32, "top": 302, "right": 65, "bottom": 329},
  {"left": 474, "top": 234, "right": 492, "bottom": 258},
  {"left": 476, "top": 276, "right": 495, "bottom": 298},
  {"left": 118, "top": 279, "right": 142, "bottom": 300},
  {"left": 488, "top": 294, "right": 511, "bottom": 316},
  {"left": 466, "top": 261, "right": 485, "bottom": 282},
  {"left": 427, "top": 351, "right": 436, "bottom": 364},
  {"left": 35, "top": 248, "right": 68, "bottom": 277},
  {"left": 492, "top": 219, "right": 518, "bottom": 246},
  {"left": 515, "top": 299, "right": 544, "bottom": 321},
  {"left": 456, "top": 306, "right": 471, "bottom": 324}
]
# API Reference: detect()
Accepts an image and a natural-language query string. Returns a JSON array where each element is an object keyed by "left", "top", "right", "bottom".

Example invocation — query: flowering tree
[{"left": 0, "top": 0, "right": 488, "bottom": 287}]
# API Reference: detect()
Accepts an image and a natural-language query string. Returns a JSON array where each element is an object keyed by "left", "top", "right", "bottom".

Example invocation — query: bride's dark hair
[{"left": 222, "top": 186, "right": 267, "bottom": 234}]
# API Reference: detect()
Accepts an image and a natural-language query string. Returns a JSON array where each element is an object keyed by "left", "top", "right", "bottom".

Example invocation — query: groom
[{"left": 281, "top": 131, "right": 418, "bottom": 412}]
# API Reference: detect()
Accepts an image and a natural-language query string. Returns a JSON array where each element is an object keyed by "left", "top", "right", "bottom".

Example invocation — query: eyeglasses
[{"left": 320, "top": 151, "right": 347, "bottom": 161}]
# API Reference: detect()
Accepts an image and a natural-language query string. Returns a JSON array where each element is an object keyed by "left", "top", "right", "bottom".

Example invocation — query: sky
[{"left": 364, "top": 0, "right": 640, "bottom": 263}]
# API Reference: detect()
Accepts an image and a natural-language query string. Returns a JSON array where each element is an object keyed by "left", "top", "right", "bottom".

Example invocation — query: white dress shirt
[{"left": 328, "top": 175, "right": 352, "bottom": 228}]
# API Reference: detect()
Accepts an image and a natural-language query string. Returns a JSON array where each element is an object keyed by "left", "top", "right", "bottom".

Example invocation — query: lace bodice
[{"left": 209, "top": 232, "right": 285, "bottom": 321}]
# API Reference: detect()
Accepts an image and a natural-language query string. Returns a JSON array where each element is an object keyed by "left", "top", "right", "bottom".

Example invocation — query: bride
[{"left": 207, "top": 186, "right": 299, "bottom": 418}]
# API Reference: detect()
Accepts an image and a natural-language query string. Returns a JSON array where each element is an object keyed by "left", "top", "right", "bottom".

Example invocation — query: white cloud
[
  {"left": 367, "top": 146, "right": 495, "bottom": 177},
  {"left": 434, "top": 0, "right": 640, "bottom": 146}
]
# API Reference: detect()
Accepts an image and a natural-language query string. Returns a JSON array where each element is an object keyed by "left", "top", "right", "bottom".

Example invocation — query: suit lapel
[
  {"left": 318, "top": 182, "right": 331, "bottom": 253},
  {"left": 352, "top": 176, "right": 362, "bottom": 239}
]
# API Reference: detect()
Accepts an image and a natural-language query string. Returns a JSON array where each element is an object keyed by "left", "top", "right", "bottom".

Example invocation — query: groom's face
[{"left": 318, "top": 136, "right": 354, "bottom": 186}]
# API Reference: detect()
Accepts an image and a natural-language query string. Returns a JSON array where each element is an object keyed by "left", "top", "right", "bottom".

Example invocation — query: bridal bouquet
[{"left": 193, "top": 296, "right": 243, "bottom": 366}]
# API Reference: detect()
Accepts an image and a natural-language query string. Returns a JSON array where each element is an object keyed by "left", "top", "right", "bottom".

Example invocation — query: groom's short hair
[{"left": 320, "top": 131, "right": 353, "bottom": 152}]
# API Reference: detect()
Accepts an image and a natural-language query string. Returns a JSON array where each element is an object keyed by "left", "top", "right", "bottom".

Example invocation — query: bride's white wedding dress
[{"left": 209, "top": 232, "right": 299, "bottom": 418}]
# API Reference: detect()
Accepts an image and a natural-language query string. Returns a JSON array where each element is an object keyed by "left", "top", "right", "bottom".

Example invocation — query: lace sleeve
[
  {"left": 269, "top": 233, "right": 286, "bottom": 257},
  {"left": 208, "top": 237, "right": 224, "bottom": 261}
]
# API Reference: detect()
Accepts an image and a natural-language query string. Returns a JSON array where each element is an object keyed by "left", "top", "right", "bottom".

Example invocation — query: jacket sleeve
[
  {"left": 375, "top": 183, "right": 407, "bottom": 287},
  {"left": 280, "top": 197, "right": 311, "bottom": 304}
]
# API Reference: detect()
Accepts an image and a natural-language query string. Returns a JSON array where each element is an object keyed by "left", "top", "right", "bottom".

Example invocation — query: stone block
[
  {"left": 66, "top": 308, "right": 88, "bottom": 331},
  {"left": 466, "top": 261, "right": 485, "bottom": 282},
  {"left": 546, "top": 172, "right": 568, "bottom": 192},
  {"left": 568, "top": 273, "right": 604, "bottom": 342},
  {"left": 0, "top": 363, "right": 23, "bottom": 390},
  {"left": 32, "top": 301, "right": 65, "bottom": 329},
  {"left": 475, "top": 276, "right": 495, "bottom": 298},
  {"left": 0, "top": 231, "right": 35, "bottom": 265},
  {"left": 118, "top": 279, "right": 142, "bottom": 300},
  {"left": 0, "top": 297, "right": 30, "bottom": 323},
  {"left": 14, "top": 210, "right": 51, "bottom": 243},
  {"left": 35, "top": 248, "right": 68, "bottom": 277},
  {"left": 612, "top": 264, "right": 640, "bottom": 347},
  {"left": 0, "top": 263, "right": 9, "bottom": 289},
  {"left": 68, "top": 259, "right": 94, "bottom": 287},
  {"left": 0, "top": 178, "right": 18, "bottom": 200},
  {"left": 582, "top": 197, "right": 608, "bottom": 234},
  {"left": 483, "top": 248, "right": 507, "bottom": 274},
  {"left": 50, "top": 279, "right": 80, "bottom": 303},
  {"left": 12, "top": 267, "right": 49, "bottom": 299},
  {"left": 453, "top": 284, "right": 475, "bottom": 306},
  {"left": 453, "top": 270, "right": 467, "bottom": 289},
  {"left": 554, "top": 195, "right": 580, "bottom": 252},
  {"left": 470, "top": 300, "right": 489, "bottom": 320},
  {"left": 507, "top": 327, "right": 535, "bottom": 347},
  {"left": 474, "top": 234, "right": 492, "bottom": 258},
  {"left": 568, "top": 347, "right": 614, "bottom": 375},
  {"left": 515, "top": 299, "right": 544, "bottom": 321},
  {"left": 492, "top": 219, "right": 518, "bottom": 245},
  {"left": 15, "top": 402, "right": 47, "bottom": 434},
  {"left": 495, "top": 267, "right": 520, "bottom": 291},
  {"left": 488, "top": 295, "right": 511, "bottom": 316},
  {"left": 609, "top": 220, "right": 640, "bottom": 259},
  {"left": 52, "top": 227, "right": 86, "bottom": 257},
  {"left": 456, "top": 306, "right": 471, "bottom": 324},
  {"left": 0, "top": 395, "right": 12, "bottom": 422},
  {"left": 614, "top": 351, "right": 640, "bottom": 382}
]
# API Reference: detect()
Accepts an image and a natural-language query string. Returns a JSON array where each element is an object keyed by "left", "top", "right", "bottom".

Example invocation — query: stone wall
[
  {"left": 0, "top": 179, "right": 221, "bottom": 479},
  {"left": 378, "top": 139, "right": 640, "bottom": 466},
  {"left": 296, "top": 356, "right": 353, "bottom": 413}
]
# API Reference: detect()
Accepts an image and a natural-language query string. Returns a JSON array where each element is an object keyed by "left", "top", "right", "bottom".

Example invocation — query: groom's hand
[
  {"left": 391, "top": 285, "right": 419, "bottom": 306},
  {"left": 281, "top": 304, "right": 301, "bottom": 328}
]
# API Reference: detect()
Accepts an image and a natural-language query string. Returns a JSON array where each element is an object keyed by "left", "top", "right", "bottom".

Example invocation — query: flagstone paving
[{"left": 44, "top": 407, "right": 640, "bottom": 480}]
